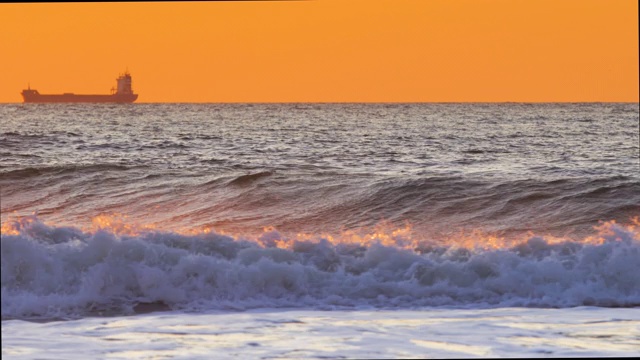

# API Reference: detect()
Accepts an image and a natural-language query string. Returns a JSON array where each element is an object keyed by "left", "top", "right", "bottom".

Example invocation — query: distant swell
[
  {"left": 0, "top": 164, "right": 141, "bottom": 181},
  {"left": 227, "top": 171, "right": 274, "bottom": 186},
  {"left": 2, "top": 216, "right": 639, "bottom": 320}
]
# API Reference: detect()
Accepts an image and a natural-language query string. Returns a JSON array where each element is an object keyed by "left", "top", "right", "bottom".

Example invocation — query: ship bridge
[{"left": 116, "top": 72, "right": 134, "bottom": 95}]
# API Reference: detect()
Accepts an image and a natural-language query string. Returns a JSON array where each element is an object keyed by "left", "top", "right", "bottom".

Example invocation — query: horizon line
[{"left": 2, "top": 101, "right": 639, "bottom": 104}]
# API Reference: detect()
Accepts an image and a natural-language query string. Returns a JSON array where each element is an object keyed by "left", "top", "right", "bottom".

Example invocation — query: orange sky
[{"left": 1, "top": 0, "right": 637, "bottom": 102}]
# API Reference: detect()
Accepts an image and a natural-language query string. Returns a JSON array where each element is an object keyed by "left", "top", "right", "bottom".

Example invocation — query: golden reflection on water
[{"left": 2, "top": 212, "right": 639, "bottom": 252}]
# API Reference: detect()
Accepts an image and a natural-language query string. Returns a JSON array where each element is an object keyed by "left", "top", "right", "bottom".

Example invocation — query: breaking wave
[{"left": 2, "top": 216, "right": 639, "bottom": 320}]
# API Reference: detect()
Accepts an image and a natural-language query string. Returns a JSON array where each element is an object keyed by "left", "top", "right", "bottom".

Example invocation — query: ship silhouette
[{"left": 21, "top": 72, "right": 138, "bottom": 103}]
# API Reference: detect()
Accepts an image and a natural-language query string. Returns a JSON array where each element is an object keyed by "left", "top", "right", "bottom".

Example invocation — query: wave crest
[{"left": 2, "top": 216, "right": 639, "bottom": 320}]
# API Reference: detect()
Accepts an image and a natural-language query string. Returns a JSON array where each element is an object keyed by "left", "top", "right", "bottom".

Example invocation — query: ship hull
[{"left": 22, "top": 93, "right": 138, "bottom": 103}]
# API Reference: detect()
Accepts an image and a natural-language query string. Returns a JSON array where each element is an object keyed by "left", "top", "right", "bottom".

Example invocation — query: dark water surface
[{"left": 2, "top": 103, "right": 638, "bottom": 237}]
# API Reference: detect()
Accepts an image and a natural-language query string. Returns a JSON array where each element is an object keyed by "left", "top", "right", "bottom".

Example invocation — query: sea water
[{"left": 1, "top": 103, "right": 639, "bottom": 358}]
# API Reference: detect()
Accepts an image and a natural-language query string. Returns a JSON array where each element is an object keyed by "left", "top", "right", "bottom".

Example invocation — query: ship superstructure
[{"left": 21, "top": 72, "right": 139, "bottom": 103}]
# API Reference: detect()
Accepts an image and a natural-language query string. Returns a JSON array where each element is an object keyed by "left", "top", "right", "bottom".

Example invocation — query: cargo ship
[{"left": 21, "top": 72, "right": 138, "bottom": 103}]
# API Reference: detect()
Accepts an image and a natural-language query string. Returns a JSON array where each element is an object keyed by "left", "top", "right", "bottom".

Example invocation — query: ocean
[{"left": 1, "top": 103, "right": 639, "bottom": 358}]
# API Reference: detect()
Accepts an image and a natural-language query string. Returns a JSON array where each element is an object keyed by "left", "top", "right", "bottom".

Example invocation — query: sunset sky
[{"left": 1, "top": 0, "right": 637, "bottom": 103}]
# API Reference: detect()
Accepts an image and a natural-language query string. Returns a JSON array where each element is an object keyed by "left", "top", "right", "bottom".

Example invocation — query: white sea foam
[{"left": 2, "top": 216, "right": 639, "bottom": 320}]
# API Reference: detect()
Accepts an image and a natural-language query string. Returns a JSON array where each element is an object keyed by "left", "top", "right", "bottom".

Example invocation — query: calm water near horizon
[{"left": 1, "top": 103, "right": 639, "bottom": 358}]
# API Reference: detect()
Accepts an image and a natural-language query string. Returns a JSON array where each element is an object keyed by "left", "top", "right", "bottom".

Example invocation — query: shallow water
[{"left": 3, "top": 307, "right": 639, "bottom": 359}]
